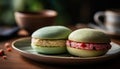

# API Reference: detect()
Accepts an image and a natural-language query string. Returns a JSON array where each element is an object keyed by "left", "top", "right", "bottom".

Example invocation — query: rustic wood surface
[{"left": 0, "top": 25, "right": 120, "bottom": 69}]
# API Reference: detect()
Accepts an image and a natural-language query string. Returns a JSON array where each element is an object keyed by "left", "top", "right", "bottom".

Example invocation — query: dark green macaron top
[
  {"left": 68, "top": 28, "right": 111, "bottom": 43},
  {"left": 32, "top": 26, "right": 72, "bottom": 39}
]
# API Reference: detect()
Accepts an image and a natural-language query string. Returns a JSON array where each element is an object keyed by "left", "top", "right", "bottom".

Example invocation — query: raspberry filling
[{"left": 66, "top": 40, "right": 111, "bottom": 50}]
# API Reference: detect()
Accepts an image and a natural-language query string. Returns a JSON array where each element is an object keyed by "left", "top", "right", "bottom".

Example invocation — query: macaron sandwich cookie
[
  {"left": 66, "top": 28, "right": 111, "bottom": 57},
  {"left": 31, "top": 26, "right": 72, "bottom": 54}
]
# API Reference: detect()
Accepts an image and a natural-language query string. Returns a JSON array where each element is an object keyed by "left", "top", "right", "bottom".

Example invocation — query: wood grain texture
[{"left": 1, "top": 24, "right": 120, "bottom": 69}]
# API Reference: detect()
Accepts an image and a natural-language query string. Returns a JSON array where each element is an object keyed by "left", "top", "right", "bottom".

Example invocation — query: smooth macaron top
[
  {"left": 32, "top": 26, "right": 72, "bottom": 39},
  {"left": 68, "top": 28, "right": 111, "bottom": 43}
]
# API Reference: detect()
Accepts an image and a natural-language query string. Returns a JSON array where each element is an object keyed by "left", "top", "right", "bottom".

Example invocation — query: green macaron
[
  {"left": 67, "top": 28, "right": 111, "bottom": 57},
  {"left": 31, "top": 26, "right": 72, "bottom": 54}
]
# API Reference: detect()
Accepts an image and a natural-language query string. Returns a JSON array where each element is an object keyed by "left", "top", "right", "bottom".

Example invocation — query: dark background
[
  {"left": 0, "top": 0, "right": 120, "bottom": 26},
  {"left": 42, "top": 0, "right": 120, "bottom": 25}
]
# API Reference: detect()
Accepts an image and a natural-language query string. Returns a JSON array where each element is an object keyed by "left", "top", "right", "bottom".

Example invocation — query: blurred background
[
  {"left": 0, "top": 0, "right": 119, "bottom": 39},
  {"left": 0, "top": 0, "right": 119, "bottom": 26}
]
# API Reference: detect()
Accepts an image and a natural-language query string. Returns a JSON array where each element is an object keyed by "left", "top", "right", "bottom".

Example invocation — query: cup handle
[{"left": 94, "top": 12, "right": 106, "bottom": 29}]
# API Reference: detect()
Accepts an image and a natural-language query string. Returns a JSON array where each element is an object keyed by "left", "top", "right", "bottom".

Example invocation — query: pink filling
[{"left": 66, "top": 40, "right": 111, "bottom": 50}]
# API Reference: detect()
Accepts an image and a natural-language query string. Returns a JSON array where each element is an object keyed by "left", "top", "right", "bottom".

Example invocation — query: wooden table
[{"left": 0, "top": 26, "right": 120, "bottom": 69}]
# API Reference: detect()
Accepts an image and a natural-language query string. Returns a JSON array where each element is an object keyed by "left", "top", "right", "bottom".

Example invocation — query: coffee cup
[{"left": 94, "top": 9, "right": 120, "bottom": 33}]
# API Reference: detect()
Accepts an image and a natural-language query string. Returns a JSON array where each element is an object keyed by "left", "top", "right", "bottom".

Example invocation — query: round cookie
[
  {"left": 66, "top": 28, "right": 111, "bottom": 57},
  {"left": 31, "top": 26, "right": 72, "bottom": 54}
]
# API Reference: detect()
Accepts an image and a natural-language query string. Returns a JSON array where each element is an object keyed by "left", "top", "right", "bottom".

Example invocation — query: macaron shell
[
  {"left": 32, "top": 26, "right": 72, "bottom": 39},
  {"left": 31, "top": 45, "right": 67, "bottom": 54},
  {"left": 67, "top": 46, "right": 108, "bottom": 57},
  {"left": 69, "top": 28, "right": 111, "bottom": 43}
]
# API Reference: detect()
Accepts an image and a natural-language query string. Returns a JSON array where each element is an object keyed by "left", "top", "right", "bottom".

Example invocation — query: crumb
[
  {"left": 18, "top": 29, "right": 29, "bottom": 36},
  {"left": 2, "top": 56, "right": 7, "bottom": 59},
  {"left": 6, "top": 48, "right": 12, "bottom": 52},
  {"left": 4, "top": 42, "right": 11, "bottom": 48},
  {"left": 0, "top": 49, "right": 5, "bottom": 56}
]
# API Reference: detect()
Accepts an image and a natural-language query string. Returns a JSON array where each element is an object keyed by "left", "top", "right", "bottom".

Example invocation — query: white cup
[{"left": 94, "top": 9, "right": 120, "bottom": 33}]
